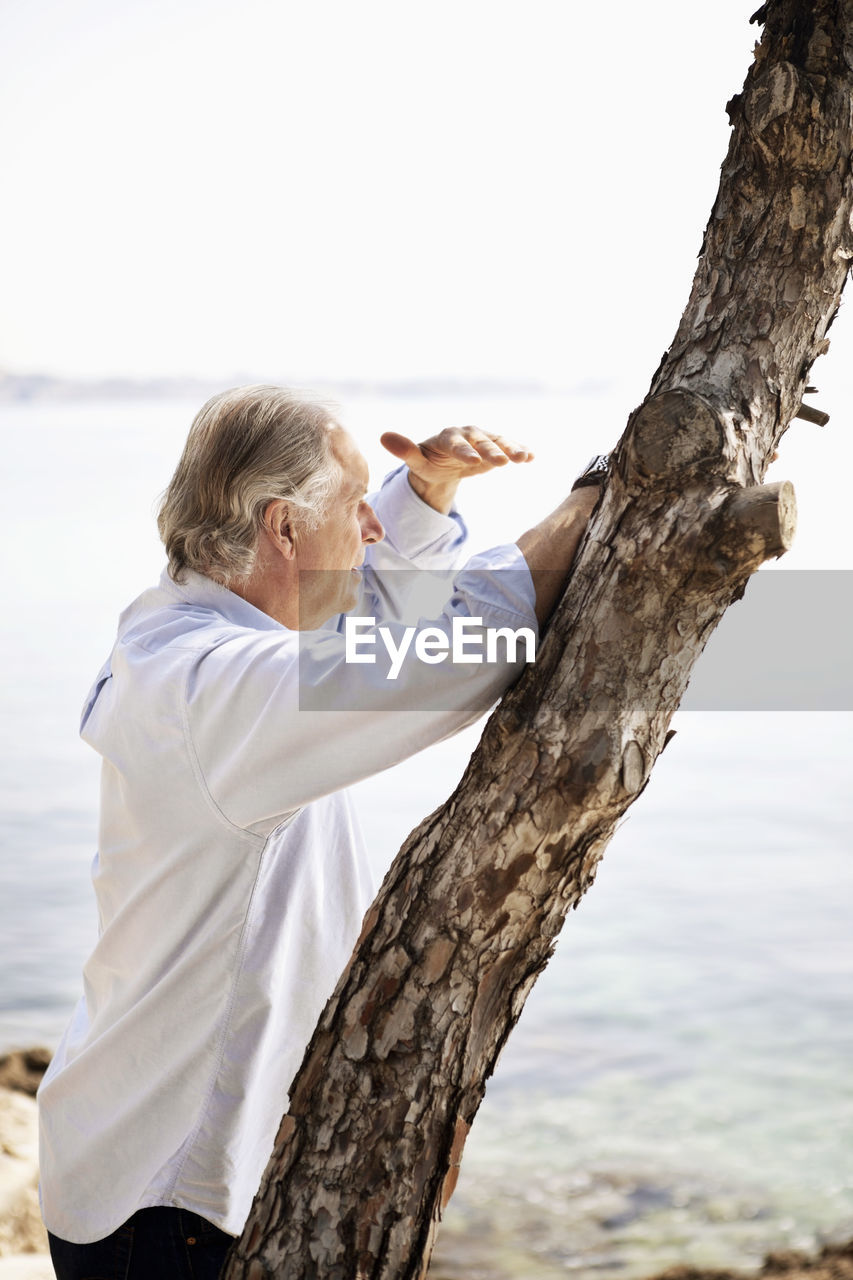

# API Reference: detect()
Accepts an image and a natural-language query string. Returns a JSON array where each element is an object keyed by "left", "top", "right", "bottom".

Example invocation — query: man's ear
[{"left": 262, "top": 499, "right": 296, "bottom": 560}]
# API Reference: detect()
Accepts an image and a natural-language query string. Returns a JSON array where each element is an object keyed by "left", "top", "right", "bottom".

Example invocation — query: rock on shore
[
  {"left": 0, "top": 1051, "right": 51, "bottom": 1278},
  {"left": 649, "top": 1246, "right": 853, "bottom": 1280},
  {"left": 1, "top": 1048, "right": 851, "bottom": 1280}
]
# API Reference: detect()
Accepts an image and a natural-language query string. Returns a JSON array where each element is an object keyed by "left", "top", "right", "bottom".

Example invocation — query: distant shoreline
[{"left": 0, "top": 370, "right": 611, "bottom": 405}]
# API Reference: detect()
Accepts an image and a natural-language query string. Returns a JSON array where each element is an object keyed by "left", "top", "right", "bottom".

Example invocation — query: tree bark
[{"left": 224, "top": 3, "right": 853, "bottom": 1277}]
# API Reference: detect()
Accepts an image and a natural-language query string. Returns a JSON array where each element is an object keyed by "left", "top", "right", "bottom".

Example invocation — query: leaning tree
[{"left": 224, "top": 3, "right": 853, "bottom": 1276}]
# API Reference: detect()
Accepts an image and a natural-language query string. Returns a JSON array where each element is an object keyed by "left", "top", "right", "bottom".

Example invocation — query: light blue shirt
[{"left": 38, "top": 467, "right": 538, "bottom": 1242}]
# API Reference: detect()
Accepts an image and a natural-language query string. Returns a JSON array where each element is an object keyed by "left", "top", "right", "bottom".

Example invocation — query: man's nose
[{"left": 361, "top": 504, "right": 385, "bottom": 544}]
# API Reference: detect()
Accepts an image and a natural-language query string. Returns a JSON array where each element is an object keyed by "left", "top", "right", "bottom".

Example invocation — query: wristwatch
[{"left": 571, "top": 453, "right": 610, "bottom": 491}]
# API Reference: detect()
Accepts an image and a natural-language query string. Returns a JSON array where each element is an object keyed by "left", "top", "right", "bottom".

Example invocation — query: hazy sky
[{"left": 2, "top": 0, "right": 769, "bottom": 386}]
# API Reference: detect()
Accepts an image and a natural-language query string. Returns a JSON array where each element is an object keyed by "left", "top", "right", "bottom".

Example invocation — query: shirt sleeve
[
  {"left": 185, "top": 543, "right": 538, "bottom": 836},
  {"left": 365, "top": 466, "right": 468, "bottom": 570},
  {"left": 336, "top": 465, "right": 469, "bottom": 629}
]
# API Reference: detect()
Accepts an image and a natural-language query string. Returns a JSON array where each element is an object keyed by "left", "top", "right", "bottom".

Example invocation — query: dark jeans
[{"left": 48, "top": 1206, "right": 235, "bottom": 1280}]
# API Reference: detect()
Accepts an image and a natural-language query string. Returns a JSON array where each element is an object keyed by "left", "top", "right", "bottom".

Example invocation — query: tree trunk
[{"left": 224, "top": 3, "right": 853, "bottom": 1277}]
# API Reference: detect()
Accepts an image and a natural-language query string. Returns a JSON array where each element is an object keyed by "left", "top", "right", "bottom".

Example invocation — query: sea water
[{"left": 0, "top": 393, "right": 850, "bottom": 1278}]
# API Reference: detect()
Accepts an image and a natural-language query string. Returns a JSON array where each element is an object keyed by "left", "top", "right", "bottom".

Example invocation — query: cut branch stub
[
  {"left": 712, "top": 479, "right": 798, "bottom": 577},
  {"left": 620, "top": 740, "right": 646, "bottom": 795},
  {"left": 623, "top": 388, "right": 726, "bottom": 484},
  {"left": 795, "top": 402, "right": 830, "bottom": 426}
]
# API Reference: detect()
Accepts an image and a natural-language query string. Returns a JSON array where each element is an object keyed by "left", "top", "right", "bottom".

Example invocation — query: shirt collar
[{"left": 157, "top": 565, "right": 285, "bottom": 633}]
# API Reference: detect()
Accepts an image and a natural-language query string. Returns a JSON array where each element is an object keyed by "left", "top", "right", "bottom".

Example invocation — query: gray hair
[{"left": 157, "top": 385, "right": 339, "bottom": 585}]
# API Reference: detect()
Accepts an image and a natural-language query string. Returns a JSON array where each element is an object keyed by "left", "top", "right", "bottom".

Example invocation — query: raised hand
[{"left": 380, "top": 425, "right": 534, "bottom": 513}]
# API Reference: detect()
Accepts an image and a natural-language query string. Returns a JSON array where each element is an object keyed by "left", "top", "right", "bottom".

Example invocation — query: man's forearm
[{"left": 516, "top": 486, "right": 600, "bottom": 626}]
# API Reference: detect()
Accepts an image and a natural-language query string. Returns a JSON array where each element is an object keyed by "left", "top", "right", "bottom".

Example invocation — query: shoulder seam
[{"left": 178, "top": 660, "right": 266, "bottom": 844}]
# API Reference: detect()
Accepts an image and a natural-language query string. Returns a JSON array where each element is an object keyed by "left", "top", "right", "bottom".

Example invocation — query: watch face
[{"left": 572, "top": 454, "right": 610, "bottom": 489}]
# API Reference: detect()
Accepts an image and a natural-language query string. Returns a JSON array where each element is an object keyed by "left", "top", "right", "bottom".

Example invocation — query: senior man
[{"left": 39, "top": 386, "right": 600, "bottom": 1280}]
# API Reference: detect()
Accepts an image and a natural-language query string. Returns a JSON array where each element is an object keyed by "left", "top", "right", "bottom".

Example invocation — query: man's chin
[
  {"left": 339, "top": 590, "right": 360, "bottom": 617},
  {"left": 327, "top": 579, "right": 361, "bottom": 623},
  {"left": 303, "top": 570, "right": 362, "bottom": 628},
  {"left": 343, "top": 568, "right": 363, "bottom": 610}
]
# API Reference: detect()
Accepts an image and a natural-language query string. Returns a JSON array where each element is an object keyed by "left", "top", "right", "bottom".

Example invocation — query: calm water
[{"left": 1, "top": 395, "right": 851, "bottom": 1278}]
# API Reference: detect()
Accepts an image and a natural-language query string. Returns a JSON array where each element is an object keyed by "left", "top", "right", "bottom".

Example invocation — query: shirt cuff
[{"left": 369, "top": 466, "right": 468, "bottom": 566}]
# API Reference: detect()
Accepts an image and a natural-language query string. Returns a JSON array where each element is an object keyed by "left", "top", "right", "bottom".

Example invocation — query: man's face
[{"left": 293, "top": 426, "right": 384, "bottom": 627}]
